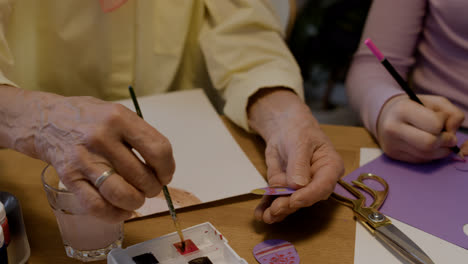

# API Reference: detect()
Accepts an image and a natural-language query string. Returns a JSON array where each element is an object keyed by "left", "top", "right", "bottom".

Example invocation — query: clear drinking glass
[{"left": 41, "top": 165, "right": 123, "bottom": 262}]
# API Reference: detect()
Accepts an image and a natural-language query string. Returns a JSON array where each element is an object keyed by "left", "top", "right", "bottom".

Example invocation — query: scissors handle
[
  {"left": 332, "top": 173, "right": 391, "bottom": 230},
  {"left": 354, "top": 173, "right": 388, "bottom": 209},
  {"left": 333, "top": 174, "right": 435, "bottom": 263}
]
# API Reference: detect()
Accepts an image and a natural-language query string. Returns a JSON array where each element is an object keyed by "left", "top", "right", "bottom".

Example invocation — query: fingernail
[
  {"left": 291, "top": 200, "right": 305, "bottom": 208},
  {"left": 254, "top": 211, "right": 263, "bottom": 221},
  {"left": 293, "top": 175, "right": 308, "bottom": 186},
  {"left": 272, "top": 208, "right": 284, "bottom": 216}
]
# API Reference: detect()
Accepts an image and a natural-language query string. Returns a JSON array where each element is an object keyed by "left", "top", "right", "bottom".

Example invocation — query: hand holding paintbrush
[
  {"left": 128, "top": 86, "right": 186, "bottom": 251},
  {"left": 365, "top": 38, "right": 466, "bottom": 162}
]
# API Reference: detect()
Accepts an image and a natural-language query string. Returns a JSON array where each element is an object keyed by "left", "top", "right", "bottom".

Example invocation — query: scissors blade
[{"left": 375, "top": 224, "right": 435, "bottom": 264}]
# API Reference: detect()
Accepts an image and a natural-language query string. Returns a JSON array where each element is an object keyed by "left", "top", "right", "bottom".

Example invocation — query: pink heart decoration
[{"left": 253, "top": 239, "right": 300, "bottom": 264}]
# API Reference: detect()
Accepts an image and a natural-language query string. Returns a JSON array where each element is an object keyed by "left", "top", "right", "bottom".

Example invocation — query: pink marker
[{"left": 364, "top": 38, "right": 385, "bottom": 61}]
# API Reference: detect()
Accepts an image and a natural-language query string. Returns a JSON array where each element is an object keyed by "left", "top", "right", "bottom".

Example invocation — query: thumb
[
  {"left": 286, "top": 146, "right": 311, "bottom": 188},
  {"left": 437, "top": 131, "right": 458, "bottom": 148}
]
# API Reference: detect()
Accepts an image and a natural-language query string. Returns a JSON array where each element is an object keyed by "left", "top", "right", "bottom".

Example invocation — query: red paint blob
[{"left": 174, "top": 239, "right": 199, "bottom": 255}]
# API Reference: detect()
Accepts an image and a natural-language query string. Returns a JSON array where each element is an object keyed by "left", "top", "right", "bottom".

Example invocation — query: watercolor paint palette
[{"left": 108, "top": 222, "right": 247, "bottom": 264}]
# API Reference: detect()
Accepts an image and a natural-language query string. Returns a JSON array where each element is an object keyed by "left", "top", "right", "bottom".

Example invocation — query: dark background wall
[{"left": 289, "top": 0, "right": 372, "bottom": 126}]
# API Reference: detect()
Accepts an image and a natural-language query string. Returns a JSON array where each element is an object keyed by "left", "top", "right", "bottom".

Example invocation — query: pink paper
[
  {"left": 253, "top": 239, "right": 299, "bottom": 264},
  {"left": 335, "top": 132, "right": 468, "bottom": 249}
]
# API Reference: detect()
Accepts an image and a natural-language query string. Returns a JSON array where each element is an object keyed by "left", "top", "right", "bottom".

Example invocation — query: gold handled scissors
[{"left": 332, "top": 173, "right": 435, "bottom": 264}]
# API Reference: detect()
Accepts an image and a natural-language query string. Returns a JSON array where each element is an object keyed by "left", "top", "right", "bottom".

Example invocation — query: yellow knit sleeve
[
  {"left": 0, "top": 0, "right": 18, "bottom": 88},
  {"left": 200, "top": 0, "right": 303, "bottom": 132}
]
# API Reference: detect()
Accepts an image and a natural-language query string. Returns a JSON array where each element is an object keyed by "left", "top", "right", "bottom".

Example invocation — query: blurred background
[{"left": 285, "top": 0, "right": 372, "bottom": 126}]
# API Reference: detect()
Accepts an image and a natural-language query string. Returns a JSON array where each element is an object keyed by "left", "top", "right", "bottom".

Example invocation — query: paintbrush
[
  {"left": 365, "top": 38, "right": 465, "bottom": 160},
  {"left": 128, "top": 86, "right": 186, "bottom": 252}
]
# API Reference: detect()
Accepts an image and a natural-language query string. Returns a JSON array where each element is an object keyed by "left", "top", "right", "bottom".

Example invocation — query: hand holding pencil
[{"left": 365, "top": 38, "right": 466, "bottom": 163}]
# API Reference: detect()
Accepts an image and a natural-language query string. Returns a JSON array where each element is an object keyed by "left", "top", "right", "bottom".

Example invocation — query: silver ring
[{"left": 94, "top": 169, "right": 115, "bottom": 188}]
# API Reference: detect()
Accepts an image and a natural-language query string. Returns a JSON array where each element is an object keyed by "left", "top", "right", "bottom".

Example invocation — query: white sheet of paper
[
  {"left": 354, "top": 148, "right": 468, "bottom": 263},
  {"left": 116, "top": 89, "right": 267, "bottom": 217}
]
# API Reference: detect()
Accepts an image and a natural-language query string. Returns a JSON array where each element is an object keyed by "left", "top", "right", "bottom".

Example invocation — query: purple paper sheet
[{"left": 335, "top": 132, "right": 468, "bottom": 249}]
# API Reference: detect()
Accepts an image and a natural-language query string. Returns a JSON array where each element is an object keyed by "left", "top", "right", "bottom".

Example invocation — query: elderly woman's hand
[
  {"left": 248, "top": 88, "right": 344, "bottom": 223},
  {"left": 1, "top": 86, "right": 175, "bottom": 223}
]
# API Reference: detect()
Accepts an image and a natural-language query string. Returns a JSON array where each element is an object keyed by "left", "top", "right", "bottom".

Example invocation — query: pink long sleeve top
[{"left": 346, "top": 0, "right": 468, "bottom": 138}]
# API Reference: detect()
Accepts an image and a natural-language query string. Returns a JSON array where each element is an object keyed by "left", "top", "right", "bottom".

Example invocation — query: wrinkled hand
[
  {"left": 376, "top": 94, "right": 465, "bottom": 163},
  {"left": 248, "top": 88, "right": 344, "bottom": 223},
  {"left": 5, "top": 88, "right": 175, "bottom": 223}
]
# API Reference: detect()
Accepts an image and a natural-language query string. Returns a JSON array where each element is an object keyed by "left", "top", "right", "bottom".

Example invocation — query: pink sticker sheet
[
  {"left": 253, "top": 239, "right": 299, "bottom": 264},
  {"left": 251, "top": 187, "right": 296, "bottom": 196}
]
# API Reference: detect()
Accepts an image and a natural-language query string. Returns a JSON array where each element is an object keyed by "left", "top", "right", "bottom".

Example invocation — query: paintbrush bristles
[{"left": 162, "top": 186, "right": 186, "bottom": 245}]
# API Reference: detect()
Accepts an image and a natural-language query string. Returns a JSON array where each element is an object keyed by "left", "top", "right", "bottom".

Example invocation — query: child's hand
[{"left": 376, "top": 94, "right": 464, "bottom": 163}]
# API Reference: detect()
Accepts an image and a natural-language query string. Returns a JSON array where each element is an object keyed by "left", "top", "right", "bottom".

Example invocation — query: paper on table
[
  {"left": 352, "top": 148, "right": 468, "bottom": 264},
  {"left": 116, "top": 89, "right": 267, "bottom": 218},
  {"left": 335, "top": 132, "right": 468, "bottom": 249}
]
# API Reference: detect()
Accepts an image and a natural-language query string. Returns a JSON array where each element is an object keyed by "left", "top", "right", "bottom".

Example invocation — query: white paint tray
[{"left": 107, "top": 222, "right": 247, "bottom": 264}]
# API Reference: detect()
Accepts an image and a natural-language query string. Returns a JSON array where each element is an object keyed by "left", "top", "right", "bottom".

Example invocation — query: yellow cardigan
[{"left": 0, "top": 0, "right": 303, "bottom": 131}]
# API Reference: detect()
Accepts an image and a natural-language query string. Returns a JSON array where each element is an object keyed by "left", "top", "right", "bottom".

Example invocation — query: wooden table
[{"left": 0, "top": 118, "right": 379, "bottom": 263}]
